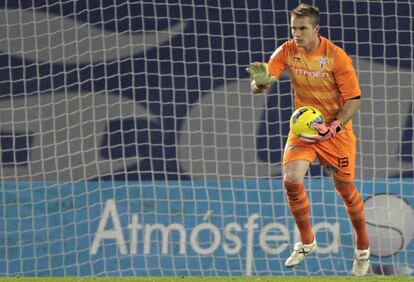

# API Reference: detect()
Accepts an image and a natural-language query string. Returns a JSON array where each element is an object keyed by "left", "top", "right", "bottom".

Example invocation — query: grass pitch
[{"left": 0, "top": 276, "right": 413, "bottom": 282}]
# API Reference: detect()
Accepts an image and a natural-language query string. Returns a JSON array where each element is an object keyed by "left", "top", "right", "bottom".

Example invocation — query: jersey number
[{"left": 337, "top": 157, "right": 349, "bottom": 167}]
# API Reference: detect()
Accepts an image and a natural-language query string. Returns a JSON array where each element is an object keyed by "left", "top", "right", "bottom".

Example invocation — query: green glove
[{"left": 246, "top": 62, "right": 275, "bottom": 85}]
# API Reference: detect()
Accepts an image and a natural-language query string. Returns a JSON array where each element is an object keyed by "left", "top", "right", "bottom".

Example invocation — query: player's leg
[
  {"left": 283, "top": 159, "right": 317, "bottom": 268},
  {"left": 314, "top": 130, "right": 370, "bottom": 275},
  {"left": 283, "top": 160, "right": 314, "bottom": 244},
  {"left": 334, "top": 179, "right": 369, "bottom": 250},
  {"left": 282, "top": 138, "right": 317, "bottom": 267},
  {"left": 334, "top": 178, "right": 370, "bottom": 276}
]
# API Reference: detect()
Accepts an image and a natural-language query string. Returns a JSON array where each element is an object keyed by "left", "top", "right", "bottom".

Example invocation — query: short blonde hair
[{"left": 291, "top": 4, "right": 320, "bottom": 27}]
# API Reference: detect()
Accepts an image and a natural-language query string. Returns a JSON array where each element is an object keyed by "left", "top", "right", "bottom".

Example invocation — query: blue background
[{"left": 0, "top": 179, "right": 413, "bottom": 276}]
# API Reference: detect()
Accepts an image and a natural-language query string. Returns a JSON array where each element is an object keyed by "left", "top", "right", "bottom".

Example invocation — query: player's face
[{"left": 291, "top": 16, "right": 319, "bottom": 52}]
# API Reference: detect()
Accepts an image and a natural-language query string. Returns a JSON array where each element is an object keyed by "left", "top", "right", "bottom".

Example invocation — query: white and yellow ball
[{"left": 290, "top": 106, "right": 324, "bottom": 137}]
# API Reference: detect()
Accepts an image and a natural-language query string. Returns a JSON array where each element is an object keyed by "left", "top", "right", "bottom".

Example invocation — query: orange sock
[
  {"left": 284, "top": 180, "right": 314, "bottom": 244},
  {"left": 335, "top": 182, "right": 370, "bottom": 250}
]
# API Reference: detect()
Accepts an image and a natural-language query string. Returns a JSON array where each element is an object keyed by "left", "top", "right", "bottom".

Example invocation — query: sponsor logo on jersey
[{"left": 290, "top": 66, "right": 329, "bottom": 78}]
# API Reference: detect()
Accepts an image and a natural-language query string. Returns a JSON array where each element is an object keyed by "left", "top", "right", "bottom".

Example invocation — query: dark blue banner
[{"left": 0, "top": 1, "right": 412, "bottom": 180}]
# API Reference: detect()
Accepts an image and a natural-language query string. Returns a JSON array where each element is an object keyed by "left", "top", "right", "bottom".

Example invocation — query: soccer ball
[{"left": 290, "top": 106, "right": 324, "bottom": 137}]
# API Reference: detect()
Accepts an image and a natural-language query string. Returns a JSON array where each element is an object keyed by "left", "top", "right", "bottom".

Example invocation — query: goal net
[{"left": 0, "top": 0, "right": 413, "bottom": 277}]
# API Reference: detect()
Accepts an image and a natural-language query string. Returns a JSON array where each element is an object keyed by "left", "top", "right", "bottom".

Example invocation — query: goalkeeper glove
[
  {"left": 246, "top": 62, "right": 275, "bottom": 86},
  {"left": 299, "top": 119, "right": 343, "bottom": 144}
]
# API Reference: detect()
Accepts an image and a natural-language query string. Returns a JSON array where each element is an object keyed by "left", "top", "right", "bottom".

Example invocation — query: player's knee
[
  {"left": 283, "top": 161, "right": 309, "bottom": 184},
  {"left": 333, "top": 178, "right": 355, "bottom": 191},
  {"left": 334, "top": 181, "right": 361, "bottom": 205},
  {"left": 283, "top": 170, "right": 305, "bottom": 184}
]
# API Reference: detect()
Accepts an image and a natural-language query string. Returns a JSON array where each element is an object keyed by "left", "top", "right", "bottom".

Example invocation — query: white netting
[{"left": 0, "top": 0, "right": 412, "bottom": 277}]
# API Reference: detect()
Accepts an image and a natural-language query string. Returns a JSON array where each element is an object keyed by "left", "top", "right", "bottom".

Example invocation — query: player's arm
[
  {"left": 326, "top": 49, "right": 362, "bottom": 134},
  {"left": 335, "top": 96, "right": 361, "bottom": 125}
]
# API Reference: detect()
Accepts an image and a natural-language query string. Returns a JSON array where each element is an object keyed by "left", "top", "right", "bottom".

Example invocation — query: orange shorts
[{"left": 282, "top": 128, "right": 356, "bottom": 182}]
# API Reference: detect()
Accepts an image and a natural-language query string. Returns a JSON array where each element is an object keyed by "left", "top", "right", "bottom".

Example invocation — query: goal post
[{"left": 0, "top": 0, "right": 413, "bottom": 277}]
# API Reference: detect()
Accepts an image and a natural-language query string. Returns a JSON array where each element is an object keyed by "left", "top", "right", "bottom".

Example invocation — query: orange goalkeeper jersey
[{"left": 267, "top": 36, "right": 361, "bottom": 127}]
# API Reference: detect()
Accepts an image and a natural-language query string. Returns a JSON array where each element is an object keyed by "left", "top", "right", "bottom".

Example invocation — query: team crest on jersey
[{"left": 319, "top": 56, "right": 327, "bottom": 71}]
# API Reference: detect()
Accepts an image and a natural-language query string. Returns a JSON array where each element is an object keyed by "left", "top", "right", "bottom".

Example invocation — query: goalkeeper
[{"left": 246, "top": 4, "right": 370, "bottom": 276}]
